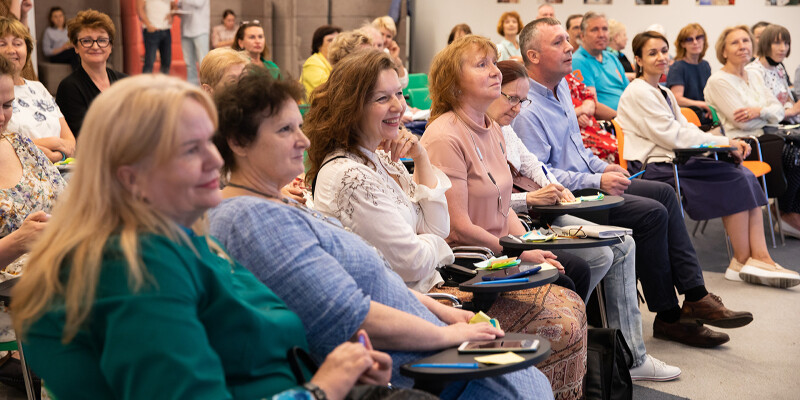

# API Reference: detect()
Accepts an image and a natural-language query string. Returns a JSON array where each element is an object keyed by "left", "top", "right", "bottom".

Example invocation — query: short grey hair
[
  {"left": 519, "top": 17, "right": 561, "bottom": 66},
  {"left": 580, "top": 11, "right": 606, "bottom": 33}
]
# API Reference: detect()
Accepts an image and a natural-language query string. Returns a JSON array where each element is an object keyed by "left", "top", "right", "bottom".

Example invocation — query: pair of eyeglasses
[
  {"left": 78, "top": 37, "right": 111, "bottom": 48},
  {"left": 500, "top": 92, "right": 531, "bottom": 108},
  {"left": 683, "top": 35, "right": 705, "bottom": 43},
  {"left": 242, "top": 20, "right": 261, "bottom": 25}
]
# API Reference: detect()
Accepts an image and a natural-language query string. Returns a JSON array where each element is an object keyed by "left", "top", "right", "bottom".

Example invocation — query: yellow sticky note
[
  {"left": 469, "top": 311, "right": 500, "bottom": 329},
  {"left": 474, "top": 352, "right": 526, "bottom": 365}
]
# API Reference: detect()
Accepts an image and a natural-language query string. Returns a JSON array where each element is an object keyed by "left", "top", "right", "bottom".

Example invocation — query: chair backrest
[
  {"left": 707, "top": 104, "right": 720, "bottom": 126},
  {"left": 680, "top": 107, "right": 701, "bottom": 127},
  {"left": 408, "top": 87, "right": 431, "bottom": 110},
  {"left": 403, "top": 73, "right": 428, "bottom": 97},
  {"left": 610, "top": 119, "right": 627, "bottom": 170}
]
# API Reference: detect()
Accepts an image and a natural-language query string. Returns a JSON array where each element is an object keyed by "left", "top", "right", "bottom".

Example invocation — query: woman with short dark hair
[{"left": 300, "top": 24, "right": 341, "bottom": 99}]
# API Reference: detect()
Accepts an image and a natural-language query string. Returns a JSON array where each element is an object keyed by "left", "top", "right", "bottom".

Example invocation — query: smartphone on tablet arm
[{"left": 457, "top": 339, "right": 539, "bottom": 353}]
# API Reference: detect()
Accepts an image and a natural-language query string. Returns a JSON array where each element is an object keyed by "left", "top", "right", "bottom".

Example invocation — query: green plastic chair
[
  {"left": 403, "top": 73, "right": 428, "bottom": 97},
  {"left": 299, "top": 104, "right": 310, "bottom": 118},
  {"left": 408, "top": 87, "right": 432, "bottom": 110}
]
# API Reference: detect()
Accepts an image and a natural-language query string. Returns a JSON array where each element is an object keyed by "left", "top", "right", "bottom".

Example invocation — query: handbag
[{"left": 585, "top": 328, "right": 634, "bottom": 400}]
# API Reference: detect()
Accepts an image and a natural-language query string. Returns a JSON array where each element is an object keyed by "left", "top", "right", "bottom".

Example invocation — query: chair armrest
[
  {"left": 453, "top": 252, "right": 491, "bottom": 262},
  {"left": 518, "top": 214, "right": 534, "bottom": 231},
  {"left": 741, "top": 136, "right": 764, "bottom": 162},
  {"left": 451, "top": 246, "right": 494, "bottom": 257},
  {"left": 426, "top": 292, "right": 463, "bottom": 308}
]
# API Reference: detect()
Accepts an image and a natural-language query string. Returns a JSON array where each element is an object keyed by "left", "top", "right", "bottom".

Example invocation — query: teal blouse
[
  {"left": 23, "top": 233, "right": 311, "bottom": 399},
  {"left": 262, "top": 58, "right": 281, "bottom": 79}
]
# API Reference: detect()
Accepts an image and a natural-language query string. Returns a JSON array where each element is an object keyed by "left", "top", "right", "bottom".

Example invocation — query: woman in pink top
[{"left": 420, "top": 35, "right": 589, "bottom": 400}]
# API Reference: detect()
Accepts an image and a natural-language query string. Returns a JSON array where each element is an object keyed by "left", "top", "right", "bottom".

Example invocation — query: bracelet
[
  {"left": 302, "top": 383, "right": 328, "bottom": 400},
  {"left": 57, "top": 151, "right": 67, "bottom": 162}
]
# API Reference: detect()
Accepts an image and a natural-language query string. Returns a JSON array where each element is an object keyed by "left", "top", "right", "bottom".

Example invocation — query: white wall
[{"left": 410, "top": 0, "right": 800, "bottom": 77}]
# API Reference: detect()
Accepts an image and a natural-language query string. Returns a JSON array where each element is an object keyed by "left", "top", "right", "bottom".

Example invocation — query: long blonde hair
[{"left": 13, "top": 74, "right": 218, "bottom": 342}]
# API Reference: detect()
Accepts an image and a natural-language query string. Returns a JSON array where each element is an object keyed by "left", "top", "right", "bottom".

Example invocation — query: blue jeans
[
  {"left": 554, "top": 214, "right": 647, "bottom": 367},
  {"left": 143, "top": 29, "right": 171, "bottom": 74},
  {"left": 181, "top": 33, "right": 209, "bottom": 85}
]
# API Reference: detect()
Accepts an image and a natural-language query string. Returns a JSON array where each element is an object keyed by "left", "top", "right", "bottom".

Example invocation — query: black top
[
  {"left": 56, "top": 66, "right": 128, "bottom": 137},
  {"left": 617, "top": 52, "right": 634, "bottom": 73}
]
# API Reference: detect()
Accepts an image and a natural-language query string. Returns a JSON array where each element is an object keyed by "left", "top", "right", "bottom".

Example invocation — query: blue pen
[
  {"left": 628, "top": 170, "right": 645, "bottom": 180},
  {"left": 473, "top": 277, "right": 530, "bottom": 285},
  {"left": 411, "top": 363, "right": 480, "bottom": 369},
  {"left": 482, "top": 266, "right": 542, "bottom": 281},
  {"left": 358, "top": 332, "right": 367, "bottom": 346},
  {"left": 541, "top": 165, "right": 559, "bottom": 184}
]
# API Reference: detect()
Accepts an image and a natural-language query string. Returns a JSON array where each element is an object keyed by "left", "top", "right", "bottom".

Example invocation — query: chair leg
[
  {"left": 673, "top": 164, "right": 684, "bottom": 218},
  {"left": 725, "top": 234, "right": 732, "bottom": 261},
  {"left": 774, "top": 198, "right": 786, "bottom": 246},
  {"left": 594, "top": 281, "right": 608, "bottom": 329},
  {"left": 16, "top": 340, "right": 38, "bottom": 400},
  {"left": 692, "top": 220, "right": 702, "bottom": 237}
]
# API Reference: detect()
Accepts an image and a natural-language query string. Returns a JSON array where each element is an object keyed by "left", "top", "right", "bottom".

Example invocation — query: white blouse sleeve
[
  {"left": 502, "top": 125, "right": 553, "bottom": 187},
  {"left": 313, "top": 158, "right": 453, "bottom": 291},
  {"left": 705, "top": 73, "right": 784, "bottom": 131}
]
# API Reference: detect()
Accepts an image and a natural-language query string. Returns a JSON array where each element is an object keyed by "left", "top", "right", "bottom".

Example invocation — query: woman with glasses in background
[
  {"left": 667, "top": 23, "right": 713, "bottom": 124},
  {"left": 0, "top": 17, "right": 75, "bottom": 162},
  {"left": 232, "top": 20, "right": 280, "bottom": 79},
  {"left": 56, "top": 9, "right": 127, "bottom": 137}
]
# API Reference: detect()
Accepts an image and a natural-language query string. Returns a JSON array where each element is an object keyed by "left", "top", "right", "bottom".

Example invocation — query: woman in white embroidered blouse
[
  {"left": 306, "top": 50, "right": 452, "bottom": 293},
  {"left": 745, "top": 24, "right": 800, "bottom": 124}
]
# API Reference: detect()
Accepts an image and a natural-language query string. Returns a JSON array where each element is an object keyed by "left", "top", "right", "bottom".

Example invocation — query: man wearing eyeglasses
[
  {"left": 174, "top": 0, "right": 209, "bottom": 85},
  {"left": 513, "top": 17, "right": 753, "bottom": 370}
]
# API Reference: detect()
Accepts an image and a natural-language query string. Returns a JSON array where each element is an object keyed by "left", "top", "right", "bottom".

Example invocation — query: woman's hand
[
  {"left": 311, "top": 340, "right": 378, "bottom": 400},
  {"left": 576, "top": 114, "right": 592, "bottom": 128},
  {"left": 9, "top": 211, "right": 49, "bottom": 253},
  {"left": 434, "top": 305, "right": 475, "bottom": 325},
  {"left": 439, "top": 322, "right": 504, "bottom": 345},
  {"left": 525, "top": 183, "right": 566, "bottom": 206},
  {"left": 561, "top": 188, "right": 575, "bottom": 202},
  {"left": 353, "top": 330, "right": 392, "bottom": 386},
  {"left": 785, "top": 101, "right": 800, "bottom": 119},
  {"left": 733, "top": 107, "right": 761, "bottom": 123},
  {"left": 280, "top": 178, "right": 307, "bottom": 204},
  {"left": 729, "top": 139, "right": 751, "bottom": 164},
  {"left": 379, "top": 129, "right": 424, "bottom": 163},
  {"left": 520, "top": 250, "right": 564, "bottom": 272}
]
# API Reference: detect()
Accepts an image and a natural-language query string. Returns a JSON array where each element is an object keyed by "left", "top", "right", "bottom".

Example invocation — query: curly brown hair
[
  {"left": 304, "top": 49, "right": 398, "bottom": 188},
  {"left": 67, "top": 9, "right": 116, "bottom": 46}
]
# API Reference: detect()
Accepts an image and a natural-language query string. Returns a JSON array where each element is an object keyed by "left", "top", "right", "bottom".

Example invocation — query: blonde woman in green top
[{"left": 12, "top": 74, "right": 393, "bottom": 400}]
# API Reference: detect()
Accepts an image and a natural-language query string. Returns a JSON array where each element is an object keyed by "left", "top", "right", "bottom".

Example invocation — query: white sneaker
[
  {"left": 739, "top": 258, "right": 800, "bottom": 288},
  {"left": 629, "top": 354, "right": 681, "bottom": 382}
]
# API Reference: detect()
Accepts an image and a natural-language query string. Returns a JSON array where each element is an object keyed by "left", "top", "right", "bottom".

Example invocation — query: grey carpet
[{"left": 634, "top": 384, "right": 689, "bottom": 400}]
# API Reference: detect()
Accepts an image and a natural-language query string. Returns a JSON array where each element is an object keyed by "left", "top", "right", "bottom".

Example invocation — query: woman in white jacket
[{"left": 617, "top": 30, "right": 798, "bottom": 289}]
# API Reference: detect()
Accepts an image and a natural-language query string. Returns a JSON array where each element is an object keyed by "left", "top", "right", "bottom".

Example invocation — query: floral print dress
[
  {"left": 567, "top": 72, "right": 619, "bottom": 164},
  {"left": 0, "top": 133, "right": 65, "bottom": 340},
  {"left": 8, "top": 79, "right": 65, "bottom": 140}
]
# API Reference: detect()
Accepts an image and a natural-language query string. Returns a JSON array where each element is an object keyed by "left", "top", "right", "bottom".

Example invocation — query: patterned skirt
[{"left": 431, "top": 284, "right": 587, "bottom": 400}]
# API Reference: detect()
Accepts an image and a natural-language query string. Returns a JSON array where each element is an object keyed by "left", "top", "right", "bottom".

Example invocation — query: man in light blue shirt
[
  {"left": 571, "top": 12, "right": 628, "bottom": 112},
  {"left": 512, "top": 17, "right": 753, "bottom": 374},
  {"left": 177, "top": 0, "right": 209, "bottom": 85}
]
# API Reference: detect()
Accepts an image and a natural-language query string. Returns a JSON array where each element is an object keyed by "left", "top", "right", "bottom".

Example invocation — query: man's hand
[{"left": 600, "top": 171, "right": 630, "bottom": 196}]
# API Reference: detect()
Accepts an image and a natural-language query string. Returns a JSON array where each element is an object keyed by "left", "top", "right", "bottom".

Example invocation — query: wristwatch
[{"left": 302, "top": 382, "right": 328, "bottom": 400}]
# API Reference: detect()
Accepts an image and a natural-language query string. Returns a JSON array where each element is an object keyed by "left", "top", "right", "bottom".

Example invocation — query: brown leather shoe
[
  {"left": 680, "top": 293, "right": 753, "bottom": 329},
  {"left": 653, "top": 318, "right": 730, "bottom": 348}
]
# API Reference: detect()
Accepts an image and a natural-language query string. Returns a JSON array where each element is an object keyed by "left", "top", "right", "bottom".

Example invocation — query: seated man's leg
[
  {"left": 624, "top": 179, "right": 705, "bottom": 294},
  {"left": 552, "top": 214, "right": 613, "bottom": 303}
]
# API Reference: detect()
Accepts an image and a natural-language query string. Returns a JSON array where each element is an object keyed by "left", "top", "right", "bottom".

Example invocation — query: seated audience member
[
  {"left": 567, "top": 72, "right": 619, "bottom": 163},
  {"left": 360, "top": 24, "right": 408, "bottom": 87},
  {"left": 199, "top": 47, "right": 249, "bottom": 94},
  {"left": 795, "top": 65, "right": 800, "bottom": 100},
  {"left": 488, "top": 60, "right": 677, "bottom": 381},
  {"left": 208, "top": 65, "right": 554, "bottom": 398},
  {"left": 607, "top": 19, "right": 633, "bottom": 80},
  {"left": 13, "top": 73, "right": 405, "bottom": 400},
  {"left": 41, "top": 7, "right": 77, "bottom": 67},
  {"left": 667, "top": 23, "right": 713, "bottom": 124},
  {"left": 617, "top": 31, "right": 799, "bottom": 288},
  {"left": 447, "top": 23, "right": 471, "bottom": 45},
  {"left": 746, "top": 24, "right": 800, "bottom": 124},
  {"left": 56, "top": 10, "right": 127, "bottom": 137},
  {"left": 537, "top": 3, "right": 555, "bottom": 19},
  {"left": 571, "top": 11, "right": 628, "bottom": 117},
  {"left": 512, "top": 18, "right": 753, "bottom": 348},
  {"left": 308, "top": 49, "right": 589, "bottom": 397},
  {"left": 751, "top": 21, "right": 770, "bottom": 50},
  {"left": 0, "top": 54, "right": 64, "bottom": 393},
  {"left": 706, "top": 26, "right": 800, "bottom": 241},
  {"left": 300, "top": 24, "right": 341, "bottom": 100},
  {"left": 372, "top": 16, "right": 406, "bottom": 77},
  {"left": 565, "top": 14, "right": 582, "bottom": 53},
  {"left": 418, "top": 37, "right": 589, "bottom": 399},
  {"left": 211, "top": 9, "right": 237, "bottom": 49},
  {"left": 0, "top": 17, "right": 75, "bottom": 162},
  {"left": 327, "top": 30, "right": 371, "bottom": 66},
  {"left": 496, "top": 11, "right": 523, "bottom": 62},
  {"left": 232, "top": 21, "right": 280, "bottom": 78}
]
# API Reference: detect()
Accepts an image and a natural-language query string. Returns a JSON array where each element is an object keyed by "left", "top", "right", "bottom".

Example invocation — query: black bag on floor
[{"left": 585, "top": 328, "right": 634, "bottom": 400}]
